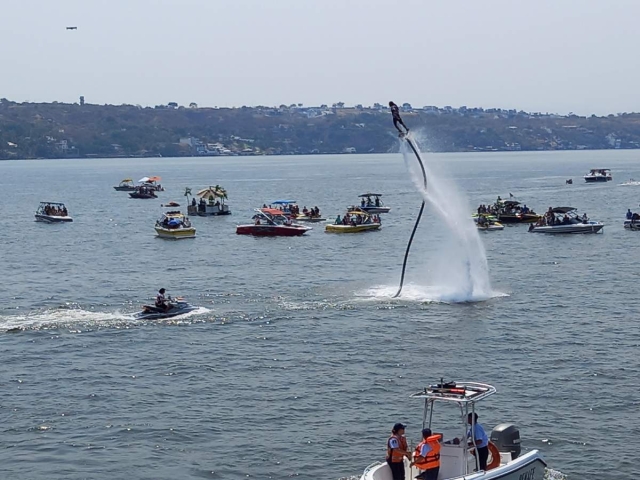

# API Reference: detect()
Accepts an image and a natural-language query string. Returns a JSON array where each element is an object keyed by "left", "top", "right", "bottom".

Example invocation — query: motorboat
[
  {"left": 359, "top": 381, "right": 547, "bottom": 480},
  {"left": 528, "top": 207, "right": 604, "bottom": 234},
  {"left": 236, "top": 208, "right": 311, "bottom": 236},
  {"left": 129, "top": 186, "right": 158, "bottom": 199},
  {"left": 473, "top": 214, "right": 504, "bottom": 231},
  {"left": 358, "top": 193, "right": 391, "bottom": 214},
  {"left": 296, "top": 206, "right": 325, "bottom": 222},
  {"left": 488, "top": 200, "right": 540, "bottom": 224},
  {"left": 155, "top": 206, "right": 196, "bottom": 239},
  {"left": 134, "top": 298, "right": 197, "bottom": 320},
  {"left": 584, "top": 168, "right": 612, "bottom": 183},
  {"left": 35, "top": 202, "right": 73, "bottom": 222},
  {"left": 138, "top": 176, "right": 164, "bottom": 191},
  {"left": 113, "top": 178, "right": 136, "bottom": 191},
  {"left": 326, "top": 208, "right": 381, "bottom": 233},
  {"left": 187, "top": 185, "right": 231, "bottom": 216}
]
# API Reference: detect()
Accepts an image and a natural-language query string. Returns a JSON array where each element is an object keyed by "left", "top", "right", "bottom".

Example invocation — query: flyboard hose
[{"left": 393, "top": 135, "right": 427, "bottom": 298}]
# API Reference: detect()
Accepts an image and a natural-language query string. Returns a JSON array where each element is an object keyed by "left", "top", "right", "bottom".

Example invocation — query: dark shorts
[
  {"left": 416, "top": 466, "right": 439, "bottom": 480},
  {"left": 387, "top": 461, "right": 405, "bottom": 480}
]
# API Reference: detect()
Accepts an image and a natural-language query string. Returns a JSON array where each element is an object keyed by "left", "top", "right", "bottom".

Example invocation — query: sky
[{"left": 1, "top": 0, "right": 638, "bottom": 115}]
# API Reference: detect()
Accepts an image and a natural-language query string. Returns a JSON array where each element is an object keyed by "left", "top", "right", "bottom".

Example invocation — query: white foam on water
[
  {"left": 0, "top": 305, "right": 211, "bottom": 332},
  {"left": 393, "top": 132, "right": 495, "bottom": 303},
  {"left": 361, "top": 284, "right": 507, "bottom": 304}
]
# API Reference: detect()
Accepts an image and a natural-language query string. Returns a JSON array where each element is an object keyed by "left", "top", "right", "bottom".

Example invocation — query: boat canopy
[
  {"left": 197, "top": 186, "right": 227, "bottom": 198},
  {"left": 358, "top": 193, "right": 382, "bottom": 197},
  {"left": 589, "top": 168, "right": 610, "bottom": 172},
  {"left": 260, "top": 208, "right": 286, "bottom": 216},
  {"left": 502, "top": 200, "right": 520, "bottom": 206},
  {"left": 409, "top": 381, "right": 496, "bottom": 405},
  {"left": 38, "top": 201, "right": 67, "bottom": 206},
  {"left": 139, "top": 176, "right": 161, "bottom": 183},
  {"left": 120, "top": 178, "right": 133, "bottom": 183},
  {"left": 272, "top": 200, "right": 296, "bottom": 205},
  {"left": 552, "top": 206, "right": 576, "bottom": 213}
]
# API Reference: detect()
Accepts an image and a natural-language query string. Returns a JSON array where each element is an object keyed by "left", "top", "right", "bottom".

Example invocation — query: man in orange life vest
[
  {"left": 411, "top": 428, "right": 442, "bottom": 480},
  {"left": 386, "top": 423, "right": 412, "bottom": 480}
]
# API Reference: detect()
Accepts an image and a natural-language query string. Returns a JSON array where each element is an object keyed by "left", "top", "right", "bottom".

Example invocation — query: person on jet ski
[{"left": 156, "top": 288, "right": 170, "bottom": 311}]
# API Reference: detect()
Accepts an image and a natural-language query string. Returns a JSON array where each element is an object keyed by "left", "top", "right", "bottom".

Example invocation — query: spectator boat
[
  {"left": 528, "top": 207, "right": 603, "bottom": 234},
  {"left": 584, "top": 168, "right": 612, "bottom": 183},
  {"left": 236, "top": 208, "right": 311, "bottom": 236},
  {"left": 129, "top": 186, "right": 158, "bottom": 199},
  {"left": 326, "top": 208, "right": 381, "bottom": 233},
  {"left": 138, "top": 176, "right": 164, "bottom": 191},
  {"left": 187, "top": 185, "right": 231, "bottom": 216},
  {"left": 492, "top": 200, "right": 540, "bottom": 224},
  {"left": 358, "top": 193, "right": 391, "bottom": 214},
  {"left": 113, "top": 178, "right": 136, "bottom": 191},
  {"left": 35, "top": 202, "right": 73, "bottom": 223},
  {"left": 473, "top": 214, "right": 504, "bottom": 231},
  {"left": 154, "top": 205, "right": 196, "bottom": 239},
  {"left": 359, "top": 381, "right": 547, "bottom": 480}
]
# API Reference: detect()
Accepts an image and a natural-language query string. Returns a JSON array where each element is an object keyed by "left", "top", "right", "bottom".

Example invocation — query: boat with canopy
[
  {"left": 35, "top": 202, "right": 73, "bottom": 223},
  {"left": 187, "top": 185, "right": 231, "bottom": 216},
  {"left": 359, "top": 381, "right": 547, "bottom": 480},
  {"left": 358, "top": 193, "right": 391, "bottom": 214},
  {"left": 154, "top": 203, "right": 196, "bottom": 239},
  {"left": 528, "top": 207, "right": 604, "bottom": 234},
  {"left": 113, "top": 178, "right": 136, "bottom": 191},
  {"left": 138, "top": 176, "right": 164, "bottom": 191},
  {"left": 236, "top": 208, "right": 311, "bottom": 236}
]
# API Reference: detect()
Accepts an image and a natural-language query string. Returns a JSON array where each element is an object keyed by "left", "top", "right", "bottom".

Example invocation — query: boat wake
[
  {"left": 395, "top": 132, "right": 493, "bottom": 302},
  {"left": 0, "top": 305, "right": 211, "bottom": 333},
  {"left": 361, "top": 284, "right": 507, "bottom": 304}
]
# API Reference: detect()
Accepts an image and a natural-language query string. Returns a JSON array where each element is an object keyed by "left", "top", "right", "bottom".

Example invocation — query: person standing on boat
[
  {"left": 467, "top": 413, "right": 489, "bottom": 471},
  {"left": 386, "top": 423, "right": 411, "bottom": 480},
  {"left": 389, "top": 102, "right": 409, "bottom": 136},
  {"left": 411, "top": 428, "right": 441, "bottom": 480},
  {"left": 626, "top": 209, "right": 633, "bottom": 220}
]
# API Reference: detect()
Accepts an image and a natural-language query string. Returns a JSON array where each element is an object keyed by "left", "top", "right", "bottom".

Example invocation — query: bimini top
[
  {"left": 359, "top": 193, "right": 382, "bottom": 197},
  {"left": 272, "top": 200, "right": 296, "bottom": 205},
  {"left": 409, "top": 381, "right": 496, "bottom": 404},
  {"left": 551, "top": 206, "right": 576, "bottom": 214},
  {"left": 259, "top": 208, "right": 286, "bottom": 216},
  {"left": 39, "top": 201, "right": 67, "bottom": 206},
  {"left": 588, "top": 168, "right": 611, "bottom": 172},
  {"left": 139, "top": 176, "right": 161, "bottom": 183},
  {"left": 502, "top": 200, "right": 520, "bottom": 206}
]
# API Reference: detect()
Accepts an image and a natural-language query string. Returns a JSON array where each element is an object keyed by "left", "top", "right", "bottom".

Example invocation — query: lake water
[{"left": 1, "top": 150, "right": 639, "bottom": 480}]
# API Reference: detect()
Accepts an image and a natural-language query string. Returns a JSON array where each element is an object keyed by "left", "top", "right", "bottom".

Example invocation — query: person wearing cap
[
  {"left": 467, "top": 413, "right": 489, "bottom": 470},
  {"left": 386, "top": 423, "right": 411, "bottom": 480},
  {"left": 411, "top": 428, "right": 442, "bottom": 480}
]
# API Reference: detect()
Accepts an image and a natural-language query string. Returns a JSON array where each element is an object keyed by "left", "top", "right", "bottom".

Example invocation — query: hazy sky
[{"left": 1, "top": 0, "right": 638, "bottom": 114}]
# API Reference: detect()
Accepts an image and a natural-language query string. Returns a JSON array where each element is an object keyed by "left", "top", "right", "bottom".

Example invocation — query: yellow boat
[
  {"left": 155, "top": 208, "right": 196, "bottom": 239},
  {"left": 325, "top": 208, "right": 381, "bottom": 233}
]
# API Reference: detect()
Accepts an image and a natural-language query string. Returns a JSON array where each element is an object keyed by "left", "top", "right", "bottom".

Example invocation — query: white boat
[
  {"left": 584, "top": 168, "right": 612, "bottom": 183},
  {"left": 359, "top": 193, "right": 391, "bottom": 214},
  {"left": 35, "top": 202, "right": 73, "bottom": 223},
  {"left": 138, "top": 176, "right": 164, "bottom": 191},
  {"left": 155, "top": 206, "right": 196, "bottom": 239},
  {"left": 473, "top": 214, "right": 504, "bottom": 231},
  {"left": 359, "top": 381, "right": 547, "bottom": 480},
  {"left": 528, "top": 207, "right": 603, "bottom": 234}
]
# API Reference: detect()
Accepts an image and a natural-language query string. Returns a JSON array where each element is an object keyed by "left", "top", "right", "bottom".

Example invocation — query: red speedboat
[{"left": 236, "top": 208, "right": 311, "bottom": 237}]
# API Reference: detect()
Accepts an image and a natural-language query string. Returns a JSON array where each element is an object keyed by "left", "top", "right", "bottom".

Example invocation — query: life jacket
[
  {"left": 386, "top": 434, "right": 408, "bottom": 463},
  {"left": 413, "top": 434, "right": 442, "bottom": 470}
]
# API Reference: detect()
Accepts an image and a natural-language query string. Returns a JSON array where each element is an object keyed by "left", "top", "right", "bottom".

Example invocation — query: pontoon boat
[{"left": 187, "top": 185, "right": 231, "bottom": 216}]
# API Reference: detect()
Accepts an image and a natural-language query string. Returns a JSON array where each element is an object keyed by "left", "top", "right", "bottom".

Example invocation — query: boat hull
[
  {"left": 187, "top": 205, "right": 232, "bottom": 216},
  {"left": 295, "top": 216, "right": 326, "bottom": 223},
  {"left": 113, "top": 186, "right": 136, "bottom": 191},
  {"left": 361, "top": 450, "right": 546, "bottom": 480},
  {"left": 236, "top": 224, "right": 309, "bottom": 236},
  {"left": 35, "top": 215, "right": 73, "bottom": 223},
  {"left": 478, "top": 224, "right": 504, "bottom": 231},
  {"left": 624, "top": 220, "right": 640, "bottom": 230},
  {"left": 584, "top": 176, "right": 612, "bottom": 183},
  {"left": 361, "top": 206, "right": 391, "bottom": 214},
  {"left": 529, "top": 223, "right": 604, "bottom": 234},
  {"left": 325, "top": 223, "right": 381, "bottom": 233},
  {"left": 134, "top": 302, "right": 196, "bottom": 320},
  {"left": 129, "top": 193, "right": 157, "bottom": 199},
  {"left": 496, "top": 214, "right": 540, "bottom": 224},
  {"left": 154, "top": 227, "right": 196, "bottom": 239}
]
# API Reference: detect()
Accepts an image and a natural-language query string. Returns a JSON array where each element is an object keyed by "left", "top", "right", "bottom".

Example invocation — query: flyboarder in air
[{"left": 389, "top": 101, "right": 409, "bottom": 136}]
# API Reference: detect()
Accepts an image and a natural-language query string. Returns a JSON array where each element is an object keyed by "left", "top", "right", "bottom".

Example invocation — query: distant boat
[{"left": 66, "top": 26, "right": 77, "bottom": 30}]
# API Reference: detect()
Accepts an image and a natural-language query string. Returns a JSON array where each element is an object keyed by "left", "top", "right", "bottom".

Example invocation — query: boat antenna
[{"left": 392, "top": 117, "right": 428, "bottom": 298}]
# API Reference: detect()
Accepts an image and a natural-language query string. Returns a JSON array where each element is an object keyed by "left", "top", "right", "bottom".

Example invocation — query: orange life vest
[
  {"left": 413, "top": 434, "right": 442, "bottom": 470},
  {"left": 386, "top": 434, "right": 408, "bottom": 463}
]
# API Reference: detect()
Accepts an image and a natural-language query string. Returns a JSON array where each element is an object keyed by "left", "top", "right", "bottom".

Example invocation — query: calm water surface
[{"left": 1, "top": 150, "right": 639, "bottom": 480}]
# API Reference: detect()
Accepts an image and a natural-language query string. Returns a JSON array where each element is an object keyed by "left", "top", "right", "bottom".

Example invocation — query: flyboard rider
[{"left": 389, "top": 101, "right": 410, "bottom": 136}]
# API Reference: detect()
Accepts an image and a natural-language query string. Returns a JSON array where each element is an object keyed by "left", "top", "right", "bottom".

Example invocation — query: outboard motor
[{"left": 490, "top": 423, "right": 521, "bottom": 459}]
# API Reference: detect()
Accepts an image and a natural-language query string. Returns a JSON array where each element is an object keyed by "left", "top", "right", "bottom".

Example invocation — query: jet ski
[{"left": 134, "top": 299, "right": 197, "bottom": 320}]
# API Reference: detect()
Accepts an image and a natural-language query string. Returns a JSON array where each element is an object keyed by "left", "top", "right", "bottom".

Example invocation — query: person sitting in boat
[
  {"left": 375, "top": 197, "right": 381, "bottom": 207},
  {"left": 61, "top": 207, "right": 68, "bottom": 216},
  {"left": 627, "top": 209, "right": 633, "bottom": 220},
  {"left": 335, "top": 215, "right": 341, "bottom": 225},
  {"left": 562, "top": 214, "right": 571, "bottom": 225},
  {"left": 302, "top": 206, "right": 309, "bottom": 215},
  {"left": 156, "top": 288, "right": 169, "bottom": 311},
  {"left": 361, "top": 198, "right": 366, "bottom": 208},
  {"left": 522, "top": 204, "right": 529, "bottom": 214},
  {"left": 582, "top": 213, "right": 588, "bottom": 224}
]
